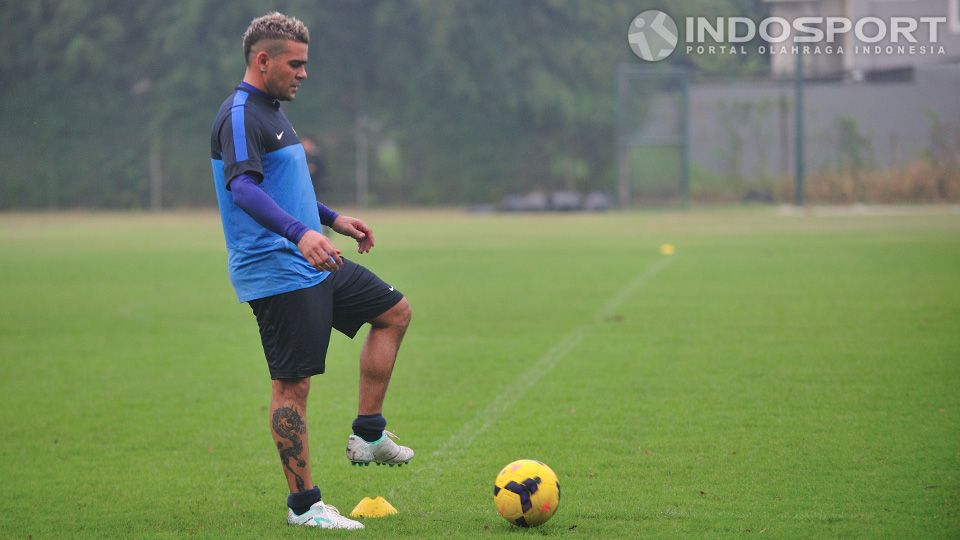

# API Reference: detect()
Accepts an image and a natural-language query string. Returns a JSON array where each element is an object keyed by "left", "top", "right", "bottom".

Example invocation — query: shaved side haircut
[{"left": 242, "top": 12, "right": 310, "bottom": 64}]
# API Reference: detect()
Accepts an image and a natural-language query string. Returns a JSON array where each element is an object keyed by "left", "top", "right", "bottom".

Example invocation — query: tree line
[{"left": 0, "top": 0, "right": 763, "bottom": 208}]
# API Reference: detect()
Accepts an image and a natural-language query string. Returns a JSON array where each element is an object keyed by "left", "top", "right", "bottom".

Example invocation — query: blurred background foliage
[{"left": 0, "top": 0, "right": 766, "bottom": 208}]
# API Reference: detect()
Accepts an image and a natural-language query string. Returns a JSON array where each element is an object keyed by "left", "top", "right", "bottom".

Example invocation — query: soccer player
[{"left": 209, "top": 12, "right": 414, "bottom": 530}]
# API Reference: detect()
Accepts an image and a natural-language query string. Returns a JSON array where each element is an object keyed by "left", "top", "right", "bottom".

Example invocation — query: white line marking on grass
[
  {"left": 390, "top": 255, "right": 677, "bottom": 497},
  {"left": 593, "top": 255, "right": 676, "bottom": 323}
]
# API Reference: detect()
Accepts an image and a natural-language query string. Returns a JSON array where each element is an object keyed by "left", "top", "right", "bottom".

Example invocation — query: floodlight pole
[{"left": 793, "top": 52, "right": 805, "bottom": 207}]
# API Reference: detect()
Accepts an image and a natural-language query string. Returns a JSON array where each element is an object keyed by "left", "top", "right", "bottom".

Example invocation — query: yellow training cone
[
  {"left": 659, "top": 243, "right": 675, "bottom": 255},
  {"left": 350, "top": 496, "right": 398, "bottom": 518}
]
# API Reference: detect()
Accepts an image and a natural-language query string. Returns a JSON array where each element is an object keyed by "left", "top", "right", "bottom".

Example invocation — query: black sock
[
  {"left": 288, "top": 486, "right": 321, "bottom": 516},
  {"left": 352, "top": 413, "right": 386, "bottom": 443}
]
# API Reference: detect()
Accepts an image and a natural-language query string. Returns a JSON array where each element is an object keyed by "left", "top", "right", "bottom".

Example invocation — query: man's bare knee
[
  {"left": 394, "top": 298, "right": 412, "bottom": 329},
  {"left": 272, "top": 377, "right": 310, "bottom": 401},
  {"left": 371, "top": 298, "right": 411, "bottom": 331}
]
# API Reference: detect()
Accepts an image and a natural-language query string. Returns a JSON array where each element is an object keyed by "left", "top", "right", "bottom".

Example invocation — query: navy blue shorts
[{"left": 248, "top": 258, "right": 404, "bottom": 379}]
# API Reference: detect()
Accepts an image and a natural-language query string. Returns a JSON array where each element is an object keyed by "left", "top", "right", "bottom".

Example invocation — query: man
[
  {"left": 209, "top": 12, "right": 414, "bottom": 530},
  {"left": 300, "top": 134, "right": 328, "bottom": 199}
]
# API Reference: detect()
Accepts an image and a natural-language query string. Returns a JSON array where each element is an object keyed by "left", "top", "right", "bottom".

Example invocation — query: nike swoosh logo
[
  {"left": 388, "top": 286, "right": 395, "bottom": 292},
  {"left": 276, "top": 131, "right": 284, "bottom": 140}
]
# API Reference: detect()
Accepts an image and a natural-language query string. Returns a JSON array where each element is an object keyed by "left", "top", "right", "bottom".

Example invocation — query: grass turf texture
[{"left": 1, "top": 208, "right": 958, "bottom": 538}]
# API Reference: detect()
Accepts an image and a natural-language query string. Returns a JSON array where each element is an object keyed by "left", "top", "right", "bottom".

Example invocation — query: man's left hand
[{"left": 332, "top": 215, "right": 376, "bottom": 253}]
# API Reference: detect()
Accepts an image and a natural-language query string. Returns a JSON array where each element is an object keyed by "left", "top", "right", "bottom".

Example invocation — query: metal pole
[
  {"left": 355, "top": 114, "right": 368, "bottom": 208},
  {"left": 779, "top": 92, "right": 789, "bottom": 179},
  {"left": 679, "top": 67, "right": 690, "bottom": 208},
  {"left": 793, "top": 53, "right": 805, "bottom": 207},
  {"left": 149, "top": 134, "right": 163, "bottom": 211},
  {"left": 616, "top": 66, "right": 631, "bottom": 208}
]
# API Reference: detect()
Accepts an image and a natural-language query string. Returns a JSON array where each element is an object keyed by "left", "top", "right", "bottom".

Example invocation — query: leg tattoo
[{"left": 272, "top": 406, "right": 307, "bottom": 491}]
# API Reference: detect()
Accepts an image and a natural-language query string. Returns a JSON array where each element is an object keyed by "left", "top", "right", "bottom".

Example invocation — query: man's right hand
[{"left": 297, "top": 230, "right": 343, "bottom": 272}]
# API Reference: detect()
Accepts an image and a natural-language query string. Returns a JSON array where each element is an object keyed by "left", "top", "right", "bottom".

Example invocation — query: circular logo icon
[{"left": 628, "top": 10, "right": 678, "bottom": 62}]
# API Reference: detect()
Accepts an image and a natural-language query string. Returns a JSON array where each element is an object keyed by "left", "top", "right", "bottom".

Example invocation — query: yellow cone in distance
[
  {"left": 350, "top": 496, "right": 398, "bottom": 518},
  {"left": 660, "top": 243, "right": 675, "bottom": 255}
]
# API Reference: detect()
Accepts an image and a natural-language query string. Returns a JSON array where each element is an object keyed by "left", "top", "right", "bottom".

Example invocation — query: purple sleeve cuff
[
  {"left": 230, "top": 174, "right": 310, "bottom": 243},
  {"left": 317, "top": 202, "right": 339, "bottom": 227}
]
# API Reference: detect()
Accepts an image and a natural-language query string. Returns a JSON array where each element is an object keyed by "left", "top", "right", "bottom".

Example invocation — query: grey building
[{"left": 764, "top": 0, "right": 960, "bottom": 79}]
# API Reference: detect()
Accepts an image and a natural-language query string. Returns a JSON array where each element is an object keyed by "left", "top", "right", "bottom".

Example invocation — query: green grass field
[{"left": 1, "top": 208, "right": 958, "bottom": 538}]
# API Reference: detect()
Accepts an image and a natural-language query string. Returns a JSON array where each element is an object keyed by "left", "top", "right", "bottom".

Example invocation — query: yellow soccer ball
[{"left": 493, "top": 459, "right": 560, "bottom": 527}]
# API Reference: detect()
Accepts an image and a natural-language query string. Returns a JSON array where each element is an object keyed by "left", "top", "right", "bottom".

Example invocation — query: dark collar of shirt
[{"left": 237, "top": 81, "right": 280, "bottom": 110}]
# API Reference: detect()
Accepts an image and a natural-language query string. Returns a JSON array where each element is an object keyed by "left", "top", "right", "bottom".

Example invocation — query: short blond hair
[{"left": 242, "top": 12, "right": 309, "bottom": 64}]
